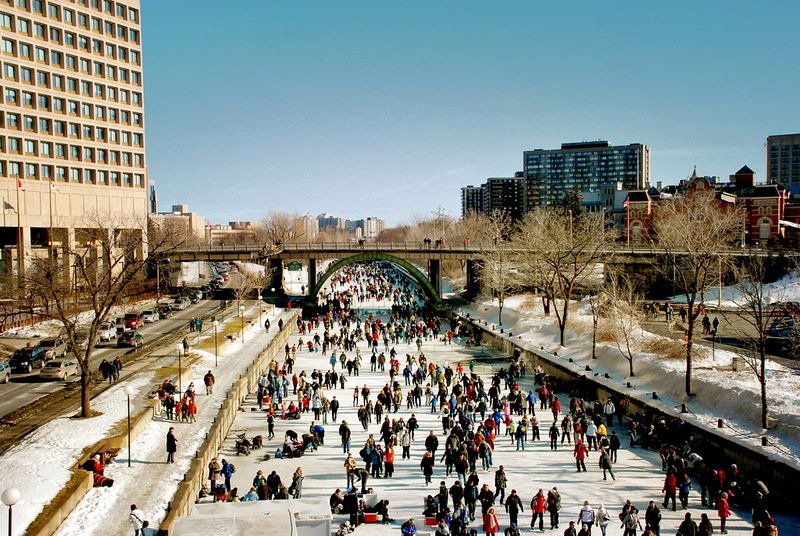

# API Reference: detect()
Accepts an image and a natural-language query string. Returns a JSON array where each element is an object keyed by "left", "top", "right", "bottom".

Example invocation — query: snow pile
[{"left": 669, "top": 270, "right": 800, "bottom": 308}]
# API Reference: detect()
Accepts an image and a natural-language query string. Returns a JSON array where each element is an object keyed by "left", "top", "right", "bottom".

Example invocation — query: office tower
[
  {"left": 766, "top": 133, "right": 800, "bottom": 185},
  {"left": 1, "top": 0, "right": 147, "bottom": 277}
]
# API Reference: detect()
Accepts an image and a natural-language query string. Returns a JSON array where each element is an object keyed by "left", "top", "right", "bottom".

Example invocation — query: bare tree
[
  {"left": 602, "top": 273, "right": 643, "bottom": 377},
  {"left": 259, "top": 212, "right": 306, "bottom": 245},
  {"left": 232, "top": 262, "right": 269, "bottom": 304},
  {"left": 478, "top": 210, "right": 518, "bottom": 325},
  {"left": 721, "top": 255, "right": 785, "bottom": 432},
  {"left": 516, "top": 208, "right": 611, "bottom": 347},
  {"left": 24, "top": 213, "right": 184, "bottom": 418},
  {"left": 652, "top": 191, "right": 742, "bottom": 395}
]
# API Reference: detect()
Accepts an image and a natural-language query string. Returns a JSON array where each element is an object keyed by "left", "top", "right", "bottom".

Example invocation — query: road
[
  {"left": 0, "top": 258, "right": 240, "bottom": 420},
  {"left": 0, "top": 298, "right": 225, "bottom": 420}
]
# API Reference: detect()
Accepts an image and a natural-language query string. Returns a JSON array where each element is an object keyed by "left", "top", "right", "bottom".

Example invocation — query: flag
[
  {"left": 50, "top": 182, "right": 60, "bottom": 192},
  {"left": 17, "top": 178, "right": 25, "bottom": 191},
  {"left": 3, "top": 200, "right": 16, "bottom": 213}
]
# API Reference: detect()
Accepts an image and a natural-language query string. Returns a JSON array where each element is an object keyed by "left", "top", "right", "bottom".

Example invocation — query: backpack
[{"left": 230, "top": 463, "right": 236, "bottom": 474}]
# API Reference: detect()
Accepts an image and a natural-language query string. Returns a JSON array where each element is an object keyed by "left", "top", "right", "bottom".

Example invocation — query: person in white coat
[{"left": 129, "top": 504, "right": 147, "bottom": 536}]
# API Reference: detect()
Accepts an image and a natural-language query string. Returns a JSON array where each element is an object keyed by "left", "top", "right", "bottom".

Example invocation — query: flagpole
[
  {"left": 48, "top": 182, "right": 53, "bottom": 248},
  {"left": 15, "top": 178, "right": 23, "bottom": 278}
]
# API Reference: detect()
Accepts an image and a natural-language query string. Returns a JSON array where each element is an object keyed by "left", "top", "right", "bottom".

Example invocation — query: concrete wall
[
  {"left": 461, "top": 315, "right": 800, "bottom": 509},
  {"left": 160, "top": 312, "right": 299, "bottom": 534}
]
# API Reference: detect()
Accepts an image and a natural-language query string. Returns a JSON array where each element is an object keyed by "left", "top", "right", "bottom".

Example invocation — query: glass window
[
  {"left": 77, "top": 13, "right": 87, "bottom": 28},
  {"left": 94, "top": 105, "right": 104, "bottom": 118},
  {"left": 109, "top": 150, "right": 118, "bottom": 163},
  {"left": 20, "top": 67, "right": 33, "bottom": 82},
  {"left": 70, "top": 167, "right": 80, "bottom": 182},
  {"left": 63, "top": 9, "right": 73, "bottom": 24},
  {"left": 37, "top": 94, "right": 49, "bottom": 108},
  {"left": 78, "top": 37, "right": 88, "bottom": 51},
  {"left": 110, "top": 171, "right": 118, "bottom": 185},
  {"left": 17, "top": 18, "right": 30, "bottom": 34},
  {"left": 129, "top": 29, "right": 138, "bottom": 43},
  {"left": 65, "top": 32, "right": 74, "bottom": 47},
  {"left": 2, "top": 38, "right": 15, "bottom": 54},
  {"left": 103, "top": 0, "right": 112, "bottom": 13},
  {"left": 95, "top": 126, "right": 105, "bottom": 139},
  {"left": 35, "top": 46, "right": 47, "bottom": 61},
  {"left": 104, "top": 20, "right": 113, "bottom": 34},
  {"left": 67, "top": 77, "right": 78, "bottom": 92},
  {"left": 55, "top": 143, "right": 65, "bottom": 156},
  {"left": 92, "top": 38, "right": 101, "bottom": 52},
  {"left": 40, "top": 142, "right": 51, "bottom": 156},
  {"left": 36, "top": 70, "right": 48, "bottom": 84},
  {"left": 8, "top": 162, "right": 21, "bottom": 177},
  {"left": 22, "top": 91, "right": 34, "bottom": 106},
  {"left": 32, "top": 0, "right": 43, "bottom": 13},
  {"left": 41, "top": 165, "right": 51, "bottom": 178},
  {"left": 128, "top": 8, "right": 138, "bottom": 22},
  {"left": 117, "top": 25, "right": 125, "bottom": 39},
  {"left": 53, "top": 121, "right": 64, "bottom": 135},
  {"left": 93, "top": 83, "right": 103, "bottom": 97},
  {"left": 0, "top": 12, "right": 13, "bottom": 31},
  {"left": 105, "top": 64, "right": 115, "bottom": 78},
  {"left": 24, "top": 139, "right": 36, "bottom": 153},
  {"left": 83, "top": 147, "right": 93, "bottom": 160},
  {"left": 7, "top": 138, "right": 20, "bottom": 152},
  {"left": 96, "top": 148, "right": 105, "bottom": 161},
  {"left": 4, "top": 63, "right": 17, "bottom": 79},
  {"left": 118, "top": 47, "right": 127, "bottom": 61},
  {"left": 52, "top": 97, "right": 63, "bottom": 111},
  {"left": 66, "top": 54, "right": 76, "bottom": 69},
  {"left": 19, "top": 42, "right": 31, "bottom": 58},
  {"left": 107, "top": 86, "right": 115, "bottom": 99},
  {"left": 119, "top": 68, "right": 129, "bottom": 82},
  {"left": 130, "top": 50, "right": 139, "bottom": 65},
  {"left": 116, "top": 4, "right": 125, "bottom": 18},
  {"left": 82, "top": 125, "right": 92, "bottom": 138},
  {"left": 131, "top": 92, "right": 141, "bottom": 105},
  {"left": 47, "top": 3, "right": 59, "bottom": 19},
  {"left": 69, "top": 145, "right": 79, "bottom": 158},
  {"left": 38, "top": 118, "right": 49, "bottom": 131},
  {"left": 96, "top": 170, "right": 105, "bottom": 184},
  {"left": 68, "top": 100, "right": 77, "bottom": 114},
  {"left": 91, "top": 17, "right": 100, "bottom": 32},
  {"left": 104, "top": 42, "right": 114, "bottom": 57},
  {"left": 26, "top": 163, "right": 37, "bottom": 177},
  {"left": 23, "top": 115, "right": 34, "bottom": 129},
  {"left": 68, "top": 122, "right": 78, "bottom": 136},
  {"left": 5, "top": 113, "right": 19, "bottom": 128},
  {"left": 80, "top": 80, "right": 90, "bottom": 94},
  {"left": 134, "top": 174, "right": 143, "bottom": 187},
  {"left": 93, "top": 60, "right": 102, "bottom": 75},
  {"left": 34, "top": 22, "right": 45, "bottom": 38},
  {"left": 81, "top": 103, "right": 91, "bottom": 116},
  {"left": 49, "top": 50, "right": 61, "bottom": 65},
  {"left": 4, "top": 88, "right": 17, "bottom": 103},
  {"left": 56, "top": 166, "right": 65, "bottom": 180}
]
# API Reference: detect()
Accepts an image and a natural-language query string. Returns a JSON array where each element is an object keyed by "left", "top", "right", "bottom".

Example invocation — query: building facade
[
  {"left": 460, "top": 185, "right": 483, "bottom": 217},
  {"left": 767, "top": 133, "right": 800, "bottom": 186},
  {"left": 0, "top": 0, "right": 147, "bottom": 277},
  {"left": 523, "top": 141, "right": 649, "bottom": 209},
  {"left": 482, "top": 175, "right": 525, "bottom": 220}
]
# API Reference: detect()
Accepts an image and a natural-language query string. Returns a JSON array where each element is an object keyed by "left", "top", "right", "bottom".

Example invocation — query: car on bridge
[{"left": 10, "top": 346, "right": 48, "bottom": 373}]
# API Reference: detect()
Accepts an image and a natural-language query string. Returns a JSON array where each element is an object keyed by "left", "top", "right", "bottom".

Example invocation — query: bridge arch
[{"left": 310, "top": 252, "right": 441, "bottom": 304}]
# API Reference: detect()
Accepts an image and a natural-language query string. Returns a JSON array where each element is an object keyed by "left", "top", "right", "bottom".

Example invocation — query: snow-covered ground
[{"left": 0, "top": 303, "right": 286, "bottom": 536}]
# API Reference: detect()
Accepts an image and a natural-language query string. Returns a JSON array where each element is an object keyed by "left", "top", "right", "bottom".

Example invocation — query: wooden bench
[{"left": 95, "top": 443, "right": 121, "bottom": 466}]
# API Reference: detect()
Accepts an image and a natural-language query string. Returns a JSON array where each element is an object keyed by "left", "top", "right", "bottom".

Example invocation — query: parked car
[
  {"left": 124, "top": 312, "right": 145, "bottom": 330},
  {"left": 142, "top": 310, "right": 159, "bottom": 323},
  {"left": 155, "top": 304, "right": 174, "bottom": 319},
  {"left": 40, "top": 358, "right": 79, "bottom": 381},
  {"left": 98, "top": 321, "right": 117, "bottom": 342},
  {"left": 117, "top": 331, "right": 144, "bottom": 348},
  {"left": 0, "top": 360, "right": 10, "bottom": 383},
  {"left": 10, "top": 346, "right": 48, "bottom": 373},
  {"left": 37, "top": 337, "right": 67, "bottom": 360},
  {"left": 172, "top": 297, "right": 190, "bottom": 311}
]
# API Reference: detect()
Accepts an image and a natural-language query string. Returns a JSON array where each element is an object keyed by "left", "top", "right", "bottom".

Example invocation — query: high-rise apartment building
[
  {"left": 766, "top": 133, "right": 800, "bottom": 185},
  {"left": 523, "top": 141, "right": 649, "bottom": 209},
  {"left": 482, "top": 175, "right": 525, "bottom": 219},
  {"left": 0, "top": 0, "right": 147, "bottom": 277},
  {"left": 460, "top": 185, "right": 483, "bottom": 217}
]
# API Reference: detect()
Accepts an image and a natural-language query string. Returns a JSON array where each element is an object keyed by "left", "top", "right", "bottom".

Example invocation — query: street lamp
[
  {"left": 239, "top": 305, "right": 245, "bottom": 343},
  {"left": 2, "top": 487, "right": 21, "bottom": 536},
  {"left": 212, "top": 320, "right": 219, "bottom": 367},
  {"left": 124, "top": 385, "right": 134, "bottom": 468},
  {"left": 258, "top": 294, "right": 264, "bottom": 326},
  {"left": 176, "top": 342, "right": 183, "bottom": 395}
]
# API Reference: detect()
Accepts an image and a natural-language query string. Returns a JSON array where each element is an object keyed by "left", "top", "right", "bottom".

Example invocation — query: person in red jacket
[
  {"left": 662, "top": 471, "right": 677, "bottom": 511},
  {"left": 551, "top": 398, "right": 561, "bottom": 422},
  {"left": 530, "top": 488, "right": 547, "bottom": 531},
  {"left": 483, "top": 506, "right": 500, "bottom": 535},
  {"left": 717, "top": 492, "right": 731, "bottom": 534},
  {"left": 573, "top": 440, "right": 589, "bottom": 472}
]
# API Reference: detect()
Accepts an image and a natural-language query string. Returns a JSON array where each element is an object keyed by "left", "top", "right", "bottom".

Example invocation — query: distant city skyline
[{"left": 141, "top": 1, "right": 800, "bottom": 226}]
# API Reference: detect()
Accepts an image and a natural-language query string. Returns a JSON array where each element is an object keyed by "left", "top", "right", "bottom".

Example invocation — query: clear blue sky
[{"left": 141, "top": 1, "right": 800, "bottom": 227}]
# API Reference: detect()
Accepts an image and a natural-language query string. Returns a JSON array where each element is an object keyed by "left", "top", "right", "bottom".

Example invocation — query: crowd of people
[{"left": 205, "top": 262, "right": 777, "bottom": 536}]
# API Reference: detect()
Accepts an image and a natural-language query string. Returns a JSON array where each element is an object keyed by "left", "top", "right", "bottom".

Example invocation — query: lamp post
[
  {"left": 124, "top": 385, "right": 134, "bottom": 467},
  {"left": 2, "top": 487, "right": 20, "bottom": 536},
  {"left": 258, "top": 294, "right": 264, "bottom": 326},
  {"left": 212, "top": 320, "right": 219, "bottom": 367},
  {"left": 239, "top": 305, "right": 245, "bottom": 343},
  {"left": 176, "top": 342, "right": 183, "bottom": 395}
]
